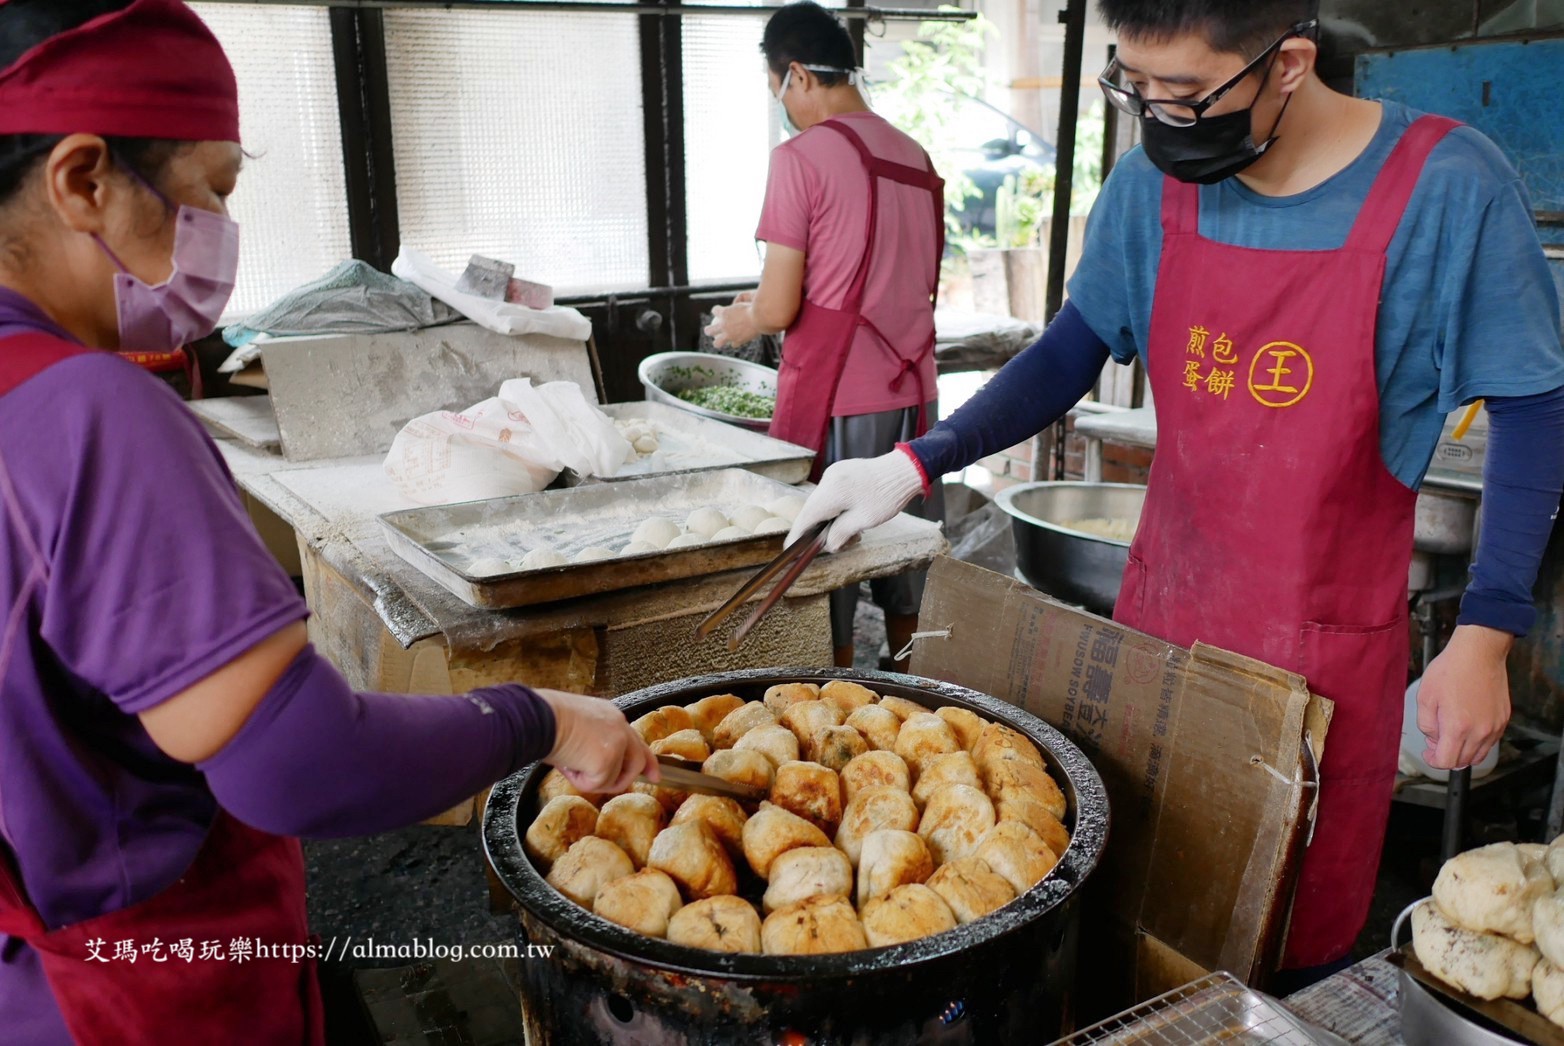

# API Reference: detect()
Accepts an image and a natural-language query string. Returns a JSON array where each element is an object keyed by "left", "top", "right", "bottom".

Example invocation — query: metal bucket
[
  {"left": 638, "top": 352, "right": 778, "bottom": 433},
  {"left": 484, "top": 668, "right": 1110, "bottom": 1045},
  {"left": 996, "top": 482, "right": 1146, "bottom": 616}
]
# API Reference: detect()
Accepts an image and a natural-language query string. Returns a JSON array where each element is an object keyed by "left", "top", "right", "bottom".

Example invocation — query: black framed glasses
[{"left": 1098, "top": 20, "right": 1317, "bottom": 128}]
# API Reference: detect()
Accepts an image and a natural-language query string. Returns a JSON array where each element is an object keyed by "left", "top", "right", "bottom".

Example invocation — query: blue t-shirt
[{"left": 1067, "top": 101, "right": 1564, "bottom": 489}]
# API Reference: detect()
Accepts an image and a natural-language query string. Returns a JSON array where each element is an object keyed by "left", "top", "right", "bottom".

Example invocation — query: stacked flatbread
[
  {"left": 1411, "top": 838, "right": 1564, "bottom": 1026},
  {"left": 523, "top": 681, "right": 1071, "bottom": 956}
]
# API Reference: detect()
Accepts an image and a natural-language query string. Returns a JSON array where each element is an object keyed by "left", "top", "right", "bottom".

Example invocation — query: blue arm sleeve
[
  {"left": 907, "top": 301, "right": 1112, "bottom": 478},
  {"left": 1458, "top": 385, "right": 1564, "bottom": 636}
]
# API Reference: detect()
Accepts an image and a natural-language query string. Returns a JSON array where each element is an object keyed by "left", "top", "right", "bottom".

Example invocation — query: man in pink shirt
[{"left": 708, "top": 0, "right": 946, "bottom": 669}]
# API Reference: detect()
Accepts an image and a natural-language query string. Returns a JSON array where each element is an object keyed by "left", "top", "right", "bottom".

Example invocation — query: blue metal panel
[{"left": 1357, "top": 39, "right": 1564, "bottom": 229}]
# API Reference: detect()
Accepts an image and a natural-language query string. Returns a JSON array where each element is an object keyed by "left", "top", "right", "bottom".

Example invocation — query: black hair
[
  {"left": 0, "top": 0, "right": 182, "bottom": 207},
  {"left": 760, "top": 2, "right": 856, "bottom": 87},
  {"left": 1097, "top": 0, "right": 1317, "bottom": 57}
]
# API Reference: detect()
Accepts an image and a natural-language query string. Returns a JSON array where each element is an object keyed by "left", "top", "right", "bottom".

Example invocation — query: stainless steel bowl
[
  {"left": 638, "top": 351, "right": 778, "bottom": 433},
  {"left": 996, "top": 482, "right": 1147, "bottom": 616}
]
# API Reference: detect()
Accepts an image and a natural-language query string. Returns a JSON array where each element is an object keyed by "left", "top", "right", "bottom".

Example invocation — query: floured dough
[
  {"left": 729, "top": 504, "right": 773, "bottom": 532},
  {"left": 521, "top": 547, "right": 568, "bottom": 570},
  {"left": 632, "top": 517, "right": 682, "bottom": 549},
  {"left": 573, "top": 546, "right": 615, "bottom": 563},
  {"left": 686, "top": 507, "right": 730, "bottom": 538},
  {"left": 1535, "top": 959, "right": 1564, "bottom": 1028},
  {"left": 753, "top": 516, "right": 791, "bottom": 535},
  {"left": 619, "top": 541, "right": 660, "bottom": 557},
  {"left": 666, "top": 532, "right": 707, "bottom": 549},
  {"left": 633, "top": 435, "right": 659, "bottom": 455},
  {"left": 711, "top": 526, "right": 752, "bottom": 542},
  {"left": 765, "top": 495, "right": 806, "bottom": 523},
  {"left": 1411, "top": 899, "right": 1537, "bottom": 1000},
  {"left": 1433, "top": 842, "right": 1552, "bottom": 942},
  {"left": 468, "top": 557, "right": 512, "bottom": 577}
]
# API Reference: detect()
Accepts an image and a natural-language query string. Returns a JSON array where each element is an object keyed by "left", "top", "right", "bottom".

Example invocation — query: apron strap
[
  {"left": 1344, "top": 115, "right": 1462, "bottom": 254},
  {"left": 1160, "top": 177, "right": 1201, "bottom": 236}
]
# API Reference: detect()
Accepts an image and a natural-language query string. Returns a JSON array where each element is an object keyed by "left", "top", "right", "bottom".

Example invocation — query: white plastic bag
[
  {"left": 391, "top": 248, "right": 593, "bottom": 342},
  {"left": 383, "top": 380, "right": 630, "bottom": 505}
]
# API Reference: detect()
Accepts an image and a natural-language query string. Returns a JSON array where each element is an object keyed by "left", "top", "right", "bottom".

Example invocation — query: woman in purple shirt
[{"left": 0, "top": 2, "right": 653, "bottom": 1041}]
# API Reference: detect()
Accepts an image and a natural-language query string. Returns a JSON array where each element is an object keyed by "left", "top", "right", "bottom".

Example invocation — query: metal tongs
[{"left": 696, "top": 521, "right": 830, "bottom": 651}]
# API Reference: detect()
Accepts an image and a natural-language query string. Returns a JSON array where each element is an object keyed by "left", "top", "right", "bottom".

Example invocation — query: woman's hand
[
  {"left": 536, "top": 689, "right": 657, "bottom": 794},
  {"left": 706, "top": 302, "right": 760, "bottom": 350}
]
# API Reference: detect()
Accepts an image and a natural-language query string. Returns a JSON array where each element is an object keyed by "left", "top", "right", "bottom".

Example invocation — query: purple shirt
[{"left": 0, "top": 339, "right": 307, "bottom": 924}]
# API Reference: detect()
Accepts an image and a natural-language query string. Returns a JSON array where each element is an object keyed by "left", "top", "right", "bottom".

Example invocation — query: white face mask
[{"left": 774, "top": 63, "right": 863, "bottom": 137}]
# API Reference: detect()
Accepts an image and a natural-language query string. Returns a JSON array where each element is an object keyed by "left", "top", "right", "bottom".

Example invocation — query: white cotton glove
[{"left": 786, "top": 449, "right": 927, "bottom": 553}]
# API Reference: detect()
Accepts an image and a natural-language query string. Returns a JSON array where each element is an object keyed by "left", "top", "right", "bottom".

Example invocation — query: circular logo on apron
[{"left": 1247, "top": 341, "right": 1315, "bottom": 409}]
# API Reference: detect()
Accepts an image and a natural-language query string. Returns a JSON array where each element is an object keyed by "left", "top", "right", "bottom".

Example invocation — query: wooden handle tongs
[{"left": 696, "top": 521, "right": 829, "bottom": 651}]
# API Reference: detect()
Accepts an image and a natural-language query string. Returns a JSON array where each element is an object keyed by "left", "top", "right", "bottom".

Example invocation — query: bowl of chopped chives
[{"left": 639, "top": 352, "right": 778, "bottom": 432}]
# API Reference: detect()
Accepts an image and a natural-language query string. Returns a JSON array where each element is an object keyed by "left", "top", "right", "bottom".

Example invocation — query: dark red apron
[
  {"left": 0, "top": 328, "right": 325, "bottom": 1043},
  {"left": 1114, "top": 116, "right": 1459, "bottom": 968},
  {"left": 767, "top": 118, "right": 945, "bottom": 476}
]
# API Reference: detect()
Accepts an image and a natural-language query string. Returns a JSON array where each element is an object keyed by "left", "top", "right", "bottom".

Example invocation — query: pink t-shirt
[{"left": 756, "top": 111, "right": 941, "bottom": 417}]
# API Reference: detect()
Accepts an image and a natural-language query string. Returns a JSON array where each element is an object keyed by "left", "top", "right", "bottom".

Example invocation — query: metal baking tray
[
  {"left": 1391, "top": 946, "right": 1564, "bottom": 1046},
  {"left": 378, "top": 468, "right": 801, "bottom": 609},
  {"left": 563, "top": 401, "right": 813, "bottom": 487}
]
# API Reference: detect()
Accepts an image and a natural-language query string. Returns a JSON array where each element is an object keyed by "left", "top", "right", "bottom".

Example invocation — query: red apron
[
  {"left": 0, "top": 330, "right": 325, "bottom": 1043},
  {"left": 768, "top": 118, "right": 945, "bottom": 476},
  {"left": 1113, "top": 115, "right": 1459, "bottom": 968}
]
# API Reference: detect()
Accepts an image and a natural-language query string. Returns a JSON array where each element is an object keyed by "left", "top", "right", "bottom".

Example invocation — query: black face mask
[{"left": 1140, "top": 105, "right": 1280, "bottom": 185}]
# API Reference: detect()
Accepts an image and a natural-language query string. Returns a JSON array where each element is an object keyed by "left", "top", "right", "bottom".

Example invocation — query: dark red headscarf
[{"left": 0, "top": 0, "right": 239, "bottom": 142}]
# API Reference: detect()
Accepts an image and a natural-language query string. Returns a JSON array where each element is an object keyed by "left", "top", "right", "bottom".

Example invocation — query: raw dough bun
[
  {"left": 741, "top": 802, "right": 831, "bottom": 878},
  {"left": 573, "top": 546, "right": 615, "bottom": 563},
  {"left": 686, "top": 507, "right": 730, "bottom": 538},
  {"left": 819, "top": 680, "right": 879, "bottom": 716},
  {"left": 861, "top": 884, "right": 958, "bottom": 948},
  {"left": 937, "top": 707, "right": 986, "bottom": 751},
  {"left": 762, "top": 896, "right": 867, "bottom": 956},
  {"left": 762, "top": 846, "right": 853, "bottom": 913},
  {"left": 546, "top": 837, "right": 634, "bottom": 908},
  {"left": 918, "top": 785, "right": 997, "bottom": 866},
  {"left": 670, "top": 795, "right": 749, "bottom": 856},
  {"left": 1536, "top": 892, "right": 1564, "bottom": 969},
  {"left": 878, "top": 696, "right": 926, "bottom": 722},
  {"left": 926, "top": 857, "right": 1016, "bottom": 924},
  {"left": 996, "top": 794, "right": 1071, "bottom": 858},
  {"left": 912, "top": 752, "right": 983, "bottom": 810},
  {"left": 1520, "top": 843, "right": 1549, "bottom": 862},
  {"left": 973, "top": 821, "right": 1058, "bottom": 895},
  {"left": 808, "top": 726, "right": 869, "bottom": 772},
  {"left": 667, "top": 896, "right": 763, "bottom": 953},
  {"left": 1433, "top": 842, "right": 1553, "bottom": 942},
  {"left": 648, "top": 822, "right": 738, "bottom": 900},
  {"left": 666, "top": 532, "right": 708, "bottom": 549},
  {"left": 650, "top": 729, "right": 712, "bottom": 764},
  {"left": 841, "top": 751, "right": 912, "bottom": 804},
  {"left": 633, "top": 434, "right": 660, "bottom": 455},
  {"left": 703, "top": 750, "right": 775, "bottom": 794},
  {"left": 633, "top": 706, "right": 696, "bottom": 744},
  {"left": 632, "top": 517, "right": 682, "bottom": 549},
  {"left": 524, "top": 796, "right": 599, "bottom": 870},
  {"left": 520, "top": 547, "right": 568, "bottom": 570},
  {"left": 780, "top": 701, "right": 845, "bottom": 746},
  {"left": 619, "top": 541, "right": 660, "bottom": 557},
  {"left": 895, "top": 714, "right": 961, "bottom": 776},
  {"left": 594, "top": 793, "right": 666, "bottom": 868},
  {"left": 729, "top": 504, "right": 773, "bottom": 532},
  {"left": 836, "top": 786, "right": 920, "bottom": 865},
  {"left": 770, "top": 761, "right": 844, "bottom": 835},
  {"left": 753, "top": 516, "right": 791, "bottom": 535},
  {"left": 468, "top": 556, "right": 512, "bottom": 577},
  {"left": 764, "top": 683, "right": 820, "bottom": 717},
  {"left": 973, "top": 722, "right": 1047, "bottom": 771},
  {"left": 593, "top": 868, "right": 682, "bottom": 937},
  {"left": 685, "top": 694, "right": 746, "bottom": 742},
  {"left": 1535, "top": 959, "right": 1564, "bottom": 1028},
  {"left": 765, "top": 495, "right": 806, "bottom": 523},
  {"left": 713, "top": 702, "right": 778, "bottom": 748},
  {"left": 711, "top": 526, "right": 752, "bottom": 541},
  {"left": 845, "top": 706, "right": 903, "bottom": 752},
  {"left": 857, "top": 829, "right": 935, "bottom": 907},
  {"left": 1411, "top": 899, "right": 1537, "bottom": 1000},
  {"left": 539, "top": 768, "right": 601, "bottom": 807},
  {"left": 982, "top": 760, "right": 1067, "bottom": 821},
  {"left": 1548, "top": 835, "right": 1564, "bottom": 886},
  {"left": 734, "top": 724, "right": 801, "bottom": 768}
]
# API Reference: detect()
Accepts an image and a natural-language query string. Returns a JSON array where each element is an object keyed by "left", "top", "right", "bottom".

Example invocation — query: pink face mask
[{"left": 93, "top": 173, "right": 240, "bottom": 352}]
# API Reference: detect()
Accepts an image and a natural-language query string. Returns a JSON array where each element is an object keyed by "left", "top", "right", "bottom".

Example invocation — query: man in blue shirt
[{"left": 788, "top": 0, "right": 1564, "bottom": 980}]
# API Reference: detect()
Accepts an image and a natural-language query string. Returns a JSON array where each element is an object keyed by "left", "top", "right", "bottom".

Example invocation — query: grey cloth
[
  {"left": 222, "top": 260, "right": 460, "bottom": 348},
  {"left": 826, "top": 402, "right": 946, "bottom": 649}
]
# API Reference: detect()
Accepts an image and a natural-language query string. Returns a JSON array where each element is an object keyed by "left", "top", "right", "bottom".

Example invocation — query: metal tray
[
  {"left": 378, "top": 469, "right": 800, "bottom": 609},
  {"left": 563, "top": 401, "right": 813, "bottom": 487},
  {"left": 1391, "top": 946, "right": 1564, "bottom": 1046}
]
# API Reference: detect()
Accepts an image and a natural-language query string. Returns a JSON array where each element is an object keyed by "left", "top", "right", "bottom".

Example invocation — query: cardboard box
[{"left": 912, "top": 557, "right": 1332, "bottom": 1014}]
